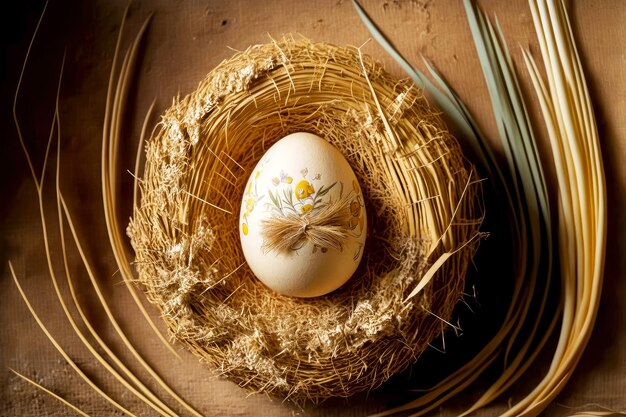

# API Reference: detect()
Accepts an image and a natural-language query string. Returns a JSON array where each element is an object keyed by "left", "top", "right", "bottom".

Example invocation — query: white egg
[{"left": 239, "top": 132, "right": 367, "bottom": 298}]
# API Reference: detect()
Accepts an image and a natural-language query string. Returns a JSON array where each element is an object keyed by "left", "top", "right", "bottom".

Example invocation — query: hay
[{"left": 127, "top": 36, "right": 483, "bottom": 402}]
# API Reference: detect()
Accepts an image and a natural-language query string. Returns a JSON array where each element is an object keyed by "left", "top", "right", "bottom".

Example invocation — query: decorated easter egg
[{"left": 239, "top": 132, "right": 367, "bottom": 297}]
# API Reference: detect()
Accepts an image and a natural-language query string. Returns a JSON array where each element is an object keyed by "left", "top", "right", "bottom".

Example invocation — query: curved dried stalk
[
  {"left": 9, "top": 263, "right": 137, "bottom": 417},
  {"left": 100, "top": 5, "right": 180, "bottom": 361},
  {"left": 355, "top": 0, "right": 606, "bottom": 416},
  {"left": 11, "top": 3, "right": 201, "bottom": 416},
  {"left": 11, "top": 4, "right": 136, "bottom": 415},
  {"left": 133, "top": 100, "right": 156, "bottom": 210},
  {"left": 9, "top": 369, "right": 89, "bottom": 417},
  {"left": 354, "top": 2, "right": 553, "bottom": 416},
  {"left": 507, "top": 0, "right": 607, "bottom": 414},
  {"left": 46, "top": 59, "right": 177, "bottom": 417},
  {"left": 99, "top": 9, "right": 204, "bottom": 416}
]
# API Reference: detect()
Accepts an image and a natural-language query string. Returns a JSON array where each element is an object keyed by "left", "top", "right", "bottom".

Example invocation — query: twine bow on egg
[{"left": 260, "top": 195, "right": 355, "bottom": 254}]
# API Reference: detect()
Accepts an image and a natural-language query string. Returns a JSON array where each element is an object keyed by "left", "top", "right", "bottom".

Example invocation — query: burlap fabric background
[{"left": 1, "top": 1, "right": 624, "bottom": 415}]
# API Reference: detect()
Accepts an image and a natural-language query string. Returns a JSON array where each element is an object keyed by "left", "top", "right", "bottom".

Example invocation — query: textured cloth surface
[{"left": 1, "top": 1, "right": 624, "bottom": 416}]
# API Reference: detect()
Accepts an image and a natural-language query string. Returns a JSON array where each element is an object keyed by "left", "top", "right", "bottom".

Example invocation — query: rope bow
[{"left": 260, "top": 196, "right": 354, "bottom": 253}]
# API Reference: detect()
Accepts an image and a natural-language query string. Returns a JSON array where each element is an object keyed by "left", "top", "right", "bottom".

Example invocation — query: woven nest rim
[{"left": 128, "top": 35, "right": 483, "bottom": 402}]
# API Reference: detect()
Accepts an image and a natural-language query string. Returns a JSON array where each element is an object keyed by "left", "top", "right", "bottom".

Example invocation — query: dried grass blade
[
  {"left": 351, "top": 0, "right": 424, "bottom": 89},
  {"left": 405, "top": 252, "right": 452, "bottom": 300},
  {"left": 133, "top": 100, "right": 156, "bottom": 209},
  {"left": 501, "top": 0, "right": 607, "bottom": 414},
  {"left": 12, "top": 9, "right": 174, "bottom": 414},
  {"left": 354, "top": 0, "right": 556, "bottom": 414},
  {"left": 14, "top": 3, "right": 200, "bottom": 415},
  {"left": 9, "top": 263, "right": 137, "bottom": 417},
  {"left": 55, "top": 198, "right": 178, "bottom": 416},
  {"left": 53, "top": 132, "right": 177, "bottom": 416},
  {"left": 100, "top": 10, "right": 206, "bottom": 416},
  {"left": 43, "top": 61, "right": 176, "bottom": 416},
  {"left": 460, "top": 1, "right": 555, "bottom": 412},
  {"left": 351, "top": 0, "right": 481, "bottom": 157},
  {"left": 10, "top": 368, "right": 90, "bottom": 417},
  {"left": 100, "top": 9, "right": 180, "bottom": 359},
  {"left": 58, "top": 196, "right": 182, "bottom": 415},
  {"left": 13, "top": 0, "right": 48, "bottom": 189}
]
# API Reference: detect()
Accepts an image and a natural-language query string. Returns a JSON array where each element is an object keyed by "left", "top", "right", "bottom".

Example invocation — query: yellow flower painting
[
  {"left": 244, "top": 164, "right": 365, "bottom": 258},
  {"left": 295, "top": 180, "right": 314, "bottom": 200}
]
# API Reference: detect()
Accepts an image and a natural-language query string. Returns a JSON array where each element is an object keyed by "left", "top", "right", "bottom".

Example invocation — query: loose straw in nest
[{"left": 128, "top": 36, "right": 483, "bottom": 402}]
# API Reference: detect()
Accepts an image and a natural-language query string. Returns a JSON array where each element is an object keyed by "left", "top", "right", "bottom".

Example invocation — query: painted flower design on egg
[
  {"left": 348, "top": 179, "right": 365, "bottom": 234},
  {"left": 293, "top": 180, "right": 317, "bottom": 215},
  {"left": 271, "top": 170, "right": 293, "bottom": 186},
  {"left": 240, "top": 168, "right": 265, "bottom": 236},
  {"left": 242, "top": 165, "right": 365, "bottom": 255},
  {"left": 237, "top": 132, "right": 367, "bottom": 298},
  {"left": 295, "top": 180, "right": 314, "bottom": 200},
  {"left": 266, "top": 171, "right": 335, "bottom": 220}
]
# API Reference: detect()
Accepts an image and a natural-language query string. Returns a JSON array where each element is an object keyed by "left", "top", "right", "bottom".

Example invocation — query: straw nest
[{"left": 128, "top": 36, "right": 483, "bottom": 402}]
